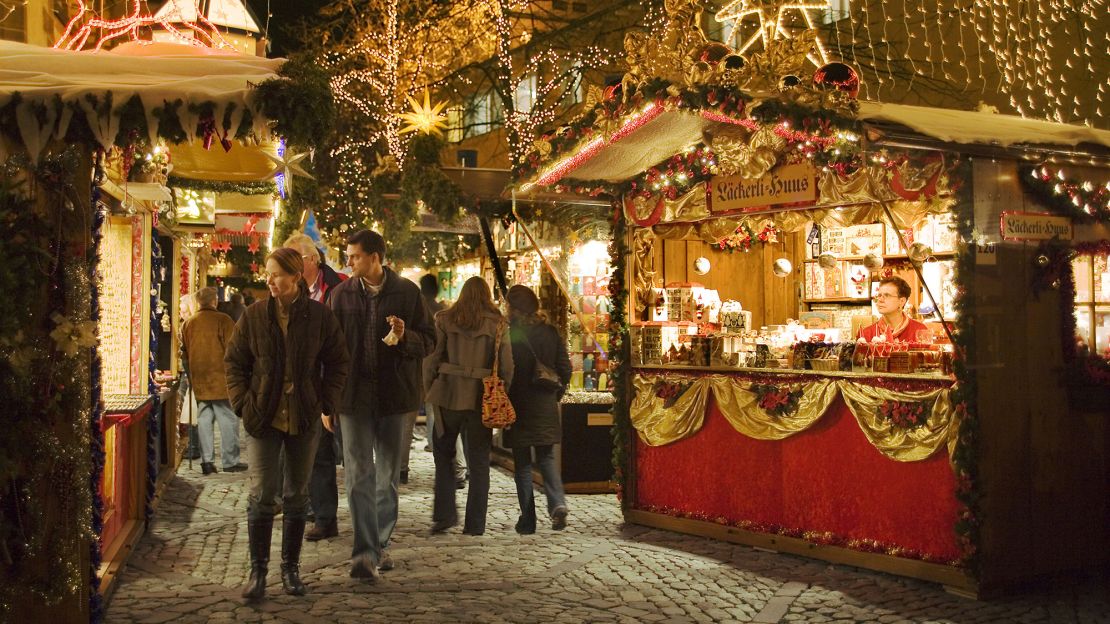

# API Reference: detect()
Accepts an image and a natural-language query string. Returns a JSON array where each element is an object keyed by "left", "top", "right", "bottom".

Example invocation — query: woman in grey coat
[
  {"left": 503, "top": 285, "right": 572, "bottom": 534},
  {"left": 423, "top": 277, "right": 513, "bottom": 535}
]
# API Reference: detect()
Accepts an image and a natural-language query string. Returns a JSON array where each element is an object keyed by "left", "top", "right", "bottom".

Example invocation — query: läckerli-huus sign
[{"left": 1000, "top": 211, "right": 1073, "bottom": 241}]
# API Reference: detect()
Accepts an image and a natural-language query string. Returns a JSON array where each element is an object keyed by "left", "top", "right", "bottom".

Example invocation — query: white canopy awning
[
  {"left": 0, "top": 39, "right": 282, "bottom": 159},
  {"left": 528, "top": 101, "right": 1110, "bottom": 186}
]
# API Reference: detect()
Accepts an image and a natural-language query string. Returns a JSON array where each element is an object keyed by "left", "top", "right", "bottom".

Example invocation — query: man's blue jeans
[
  {"left": 338, "top": 411, "right": 409, "bottom": 566},
  {"left": 197, "top": 399, "right": 240, "bottom": 469}
]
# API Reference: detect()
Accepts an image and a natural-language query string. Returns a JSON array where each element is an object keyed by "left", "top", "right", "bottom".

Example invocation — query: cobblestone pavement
[{"left": 107, "top": 427, "right": 1109, "bottom": 624}]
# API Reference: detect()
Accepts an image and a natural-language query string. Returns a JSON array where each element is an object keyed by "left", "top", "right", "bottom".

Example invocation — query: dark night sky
[{"left": 245, "top": 0, "right": 331, "bottom": 56}]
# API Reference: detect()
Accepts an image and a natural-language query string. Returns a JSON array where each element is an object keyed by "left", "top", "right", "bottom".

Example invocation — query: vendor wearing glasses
[{"left": 858, "top": 276, "right": 929, "bottom": 343}]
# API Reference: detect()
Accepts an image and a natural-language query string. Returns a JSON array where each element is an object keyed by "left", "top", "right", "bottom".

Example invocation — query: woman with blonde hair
[
  {"left": 225, "top": 247, "right": 350, "bottom": 599},
  {"left": 423, "top": 276, "right": 513, "bottom": 535}
]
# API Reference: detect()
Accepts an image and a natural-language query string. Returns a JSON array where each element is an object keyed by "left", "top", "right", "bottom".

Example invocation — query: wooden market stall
[
  {"left": 0, "top": 37, "right": 328, "bottom": 620},
  {"left": 515, "top": 6, "right": 1110, "bottom": 597}
]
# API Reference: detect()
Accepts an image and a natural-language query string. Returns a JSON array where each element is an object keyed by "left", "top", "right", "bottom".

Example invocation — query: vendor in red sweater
[{"left": 858, "top": 276, "right": 929, "bottom": 343}]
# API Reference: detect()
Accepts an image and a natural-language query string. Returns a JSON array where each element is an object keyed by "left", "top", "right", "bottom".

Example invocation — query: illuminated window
[
  {"left": 1073, "top": 251, "right": 1110, "bottom": 359},
  {"left": 0, "top": 1, "right": 27, "bottom": 42},
  {"left": 514, "top": 73, "right": 538, "bottom": 113}
]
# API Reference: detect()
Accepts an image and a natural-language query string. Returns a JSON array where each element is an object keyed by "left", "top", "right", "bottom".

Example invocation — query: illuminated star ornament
[
  {"left": 396, "top": 90, "right": 449, "bottom": 137},
  {"left": 715, "top": 0, "right": 830, "bottom": 69},
  {"left": 54, "top": 0, "right": 232, "bottom": 51},
  {"left": 266, "top": 140, "right": 314, "bottom": 198}
]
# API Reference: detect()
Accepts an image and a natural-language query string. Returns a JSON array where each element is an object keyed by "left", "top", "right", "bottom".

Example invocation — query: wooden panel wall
[
  {"left": 651, "top": 231, "right": 805, "bottom": 329},
  {"left": 972, "top": 159, "right": 1109, "bottom": 593}
]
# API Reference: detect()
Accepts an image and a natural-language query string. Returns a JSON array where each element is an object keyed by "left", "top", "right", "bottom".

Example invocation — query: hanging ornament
[
  {"left": 908, "top": 242, "right": 933, "bottom": 264},
  {"left": 266, "top": 142, "right": 314, "bottom": 197},
  {"left": 813, "top": 62, "right": 860, "bottom": 98},
  {"left": 780, "top": 74, "right": 801, "bottom": 89},
  {"left": 772, "top": 257, "right": 793, "bottom": 277},
  {"left": 1035, "top": 254, "right": 1051, "bottom": 267},
  {"left": 863, "top": 253, "right": 884, "bottom": 270}
]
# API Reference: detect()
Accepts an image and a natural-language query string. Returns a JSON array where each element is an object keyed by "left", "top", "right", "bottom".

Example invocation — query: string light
[
  {"left": 54, "top": 0, "right": 232, "bottom": 51},
  {"left": 716, "top": 0, "right": 831, "bottom": 68}
]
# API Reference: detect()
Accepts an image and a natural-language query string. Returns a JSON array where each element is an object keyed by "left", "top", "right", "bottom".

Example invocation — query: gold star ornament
[{"left": 397, "top": 90, "right": 450, "bottom": 137}]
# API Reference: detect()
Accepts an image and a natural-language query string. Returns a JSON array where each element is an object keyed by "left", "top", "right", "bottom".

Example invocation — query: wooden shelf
[{"left": 803, "top": 252, "right": 957, "bottom": 262}]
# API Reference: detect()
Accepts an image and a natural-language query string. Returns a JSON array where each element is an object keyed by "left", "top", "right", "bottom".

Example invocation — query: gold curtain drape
[
  {"left": 629, "top": 372, "right": 960, "bottom": 462},
  {"left": 710, "top": 377, "right": 840, "bottom": 441},
  {"left": 838, "top": 382, "right": 958, "bottom": 461}
]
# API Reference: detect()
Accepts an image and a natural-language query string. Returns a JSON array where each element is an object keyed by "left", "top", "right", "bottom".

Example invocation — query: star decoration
[
  {"left": 715, "top": 0, "right": 830, "bottom": 69},
  {"left": 265, "top": 147, "right": 314, "bottom": 197},
  {"left": 396, "top": 90, "right": 449, "bottom": 137}
]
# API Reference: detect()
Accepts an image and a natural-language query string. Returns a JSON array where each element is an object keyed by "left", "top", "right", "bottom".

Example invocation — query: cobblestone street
[{"left": 106, "top": 429, "right": 1109, "bottom": 624}]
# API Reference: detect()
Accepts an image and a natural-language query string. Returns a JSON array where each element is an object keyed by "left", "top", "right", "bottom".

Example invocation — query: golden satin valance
[{"left": 630, "top": 373, "right": 959, "bottom": 462}]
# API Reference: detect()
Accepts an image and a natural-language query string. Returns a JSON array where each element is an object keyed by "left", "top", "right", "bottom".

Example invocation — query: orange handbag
[{"left": 481, "top": 318, "right": 516, "bottom": 428}]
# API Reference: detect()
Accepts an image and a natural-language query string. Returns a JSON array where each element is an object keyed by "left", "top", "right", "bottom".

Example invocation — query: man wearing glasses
[
  {"left": 858, "top": 276, "right": 930, "bottom": 343},
  {"left": 284, "top": 233, "right": 348, "bottom": 541}
]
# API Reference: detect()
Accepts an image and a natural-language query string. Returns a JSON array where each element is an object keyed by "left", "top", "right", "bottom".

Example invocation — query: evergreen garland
[
  {"left": 949, "top": 158, "right": 981, "bottom": 574},
  {"left": 166, "top": 177, "right": 277, "bottom": 196},
  {"left": 607, "top": 200, "right": 632, "bottom": 507}
]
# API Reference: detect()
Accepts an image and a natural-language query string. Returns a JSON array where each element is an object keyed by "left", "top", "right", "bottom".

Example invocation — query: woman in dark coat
[
  {"left": 225, "top": 247, "right": 350, "bottom": 600},
  {"left": 503, "top": 285, "right": 572, "bottom": 534}
]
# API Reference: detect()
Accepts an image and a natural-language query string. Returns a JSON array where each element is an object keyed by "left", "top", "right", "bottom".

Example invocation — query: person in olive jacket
[
  {"left": 224, "top": 247, "right": 350, "bottom": 600},
  {"left": 423, "top": 276, "right": 513, "bottom": 536},
  {"left": 503, "top": 285, "right": 572, "bottom": 534}
]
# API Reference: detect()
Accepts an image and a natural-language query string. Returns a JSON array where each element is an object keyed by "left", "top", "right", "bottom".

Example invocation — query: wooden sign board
[
  {"left": 709, "top": 162, "right": 818, "bottom": 213},
  {"left": 1000, "top": 211, "right": 1073, "bottom": 241}
]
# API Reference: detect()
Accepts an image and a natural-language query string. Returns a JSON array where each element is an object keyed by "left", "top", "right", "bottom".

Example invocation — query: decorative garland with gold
[
  {"left": 515, "top": 82, "right": 864, "bottom": 193},
  {"left": 0, "top": 151, "right": 97, "bottom": 618},
  {"left": 1019, "top": 164, "right": 1110, "bottom": 223}
]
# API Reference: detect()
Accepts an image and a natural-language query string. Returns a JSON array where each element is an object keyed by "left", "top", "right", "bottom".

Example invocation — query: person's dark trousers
[
  {"left": 308, "top": 420, "right": 343, "bottom": 530},
  {"left": 432, "top": 408, "right": 491, "bottom": 535},
  {"left": 244, "top": 421, "right": 321, "bottom": 597}
]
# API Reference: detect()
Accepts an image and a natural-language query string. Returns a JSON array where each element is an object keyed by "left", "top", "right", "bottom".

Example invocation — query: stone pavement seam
[
  {"left": 160, "top": 493, "right": 241, "bottom": 518},
  {"left": 537, "top": 542, "right": 617, "bottom": 580},
  {"left": 752, "top": 581, "right": 810, "bottom": 623}
]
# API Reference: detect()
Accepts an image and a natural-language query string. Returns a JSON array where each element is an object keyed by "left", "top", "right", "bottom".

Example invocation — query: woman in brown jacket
[
  {"left": 225, "top": 247, "right": 350, "bottom": 600},
  {"left": 423, "top": 277, "right": 513, "bottom": 535}
]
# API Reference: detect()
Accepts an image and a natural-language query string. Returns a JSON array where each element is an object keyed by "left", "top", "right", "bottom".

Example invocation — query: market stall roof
[
  {"left": 523, "top": 102, "right": 1110, "bottom": 188},
  {"left": 152, "top": 0, "right": 262, "bottom": 33},
  {"left": 0, "top": 39, "right": 282, "bottom": 168}
]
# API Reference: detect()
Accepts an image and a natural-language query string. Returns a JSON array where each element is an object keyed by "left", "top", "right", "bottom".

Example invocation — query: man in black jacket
[{"left": 326, "top": 229, "right": 435, "bottom": 580}]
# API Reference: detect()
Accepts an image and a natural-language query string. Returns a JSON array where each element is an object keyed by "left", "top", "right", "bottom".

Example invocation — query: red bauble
[{"left": 813, "top": 62, "right": 860, "bottom": 98}]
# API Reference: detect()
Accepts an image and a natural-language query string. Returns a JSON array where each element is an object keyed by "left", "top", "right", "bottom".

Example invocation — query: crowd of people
[{"left": 178, "top": 229, "right": 571, "bottom": 600}]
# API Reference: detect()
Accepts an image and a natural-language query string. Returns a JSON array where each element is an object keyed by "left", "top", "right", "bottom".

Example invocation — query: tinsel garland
[
  {"left": 88, "top": 189, "right": 106, "bottom": 622},
  {"left": 145, "top": 228, "right": 161, "bottom": 524},
  {"left": 167, "top": 177, "right": 277, "bottom": 196},
  {"left": 607, "top": 199, "right": 631, "bottom": 505},
  {"left": 0, "top": 151, "right": 97, "bottom": 617},
  {"left": 949, "top": 158, "right": 981, "bottom": 573},
  {"left": 1032, "top": 239, "right": 1110, "bottom": 390},
  {"left": 636, "top": 504, "right": 960, "bottom": 566}
]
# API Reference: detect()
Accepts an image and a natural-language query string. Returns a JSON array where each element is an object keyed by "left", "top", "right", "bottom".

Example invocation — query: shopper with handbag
[
  {"left": 504, "top": 285, "right": 573, "bottom": 534},
  {"left": 423, "top": 276, "right": 513, "bottom": 536}
]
